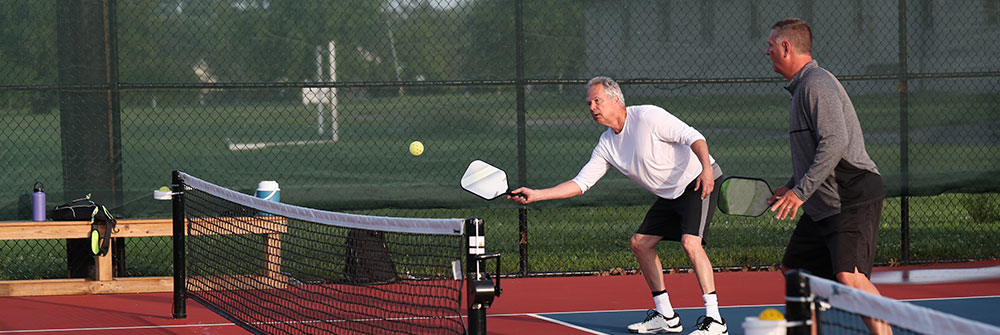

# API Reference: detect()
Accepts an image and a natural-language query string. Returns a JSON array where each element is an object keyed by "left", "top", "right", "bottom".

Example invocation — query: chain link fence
[{"left": 1, "top": 0, "right": 997, "bottom": 280}]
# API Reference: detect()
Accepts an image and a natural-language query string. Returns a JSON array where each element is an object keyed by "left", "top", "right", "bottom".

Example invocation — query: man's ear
[{"left": 781, "top": 40, "right": 792, "bottom": 57}]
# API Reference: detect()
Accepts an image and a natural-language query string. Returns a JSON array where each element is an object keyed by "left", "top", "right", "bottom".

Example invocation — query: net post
[
  {"left": 465, "top": 217, "right": 487, "bottom": 335},
  {"left": 171, "top": 170, "right": 187, "bottom": 319},
  {"left": 784, "top": 269, "right": 811, "bottom": 335}
]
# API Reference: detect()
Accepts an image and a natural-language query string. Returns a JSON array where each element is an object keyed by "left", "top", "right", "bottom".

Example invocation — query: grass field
[{"left": 1, "top": 88, "right": 997, "bottom": 279}]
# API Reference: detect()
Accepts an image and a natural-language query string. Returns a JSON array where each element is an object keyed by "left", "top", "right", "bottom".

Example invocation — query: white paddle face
[
  {"left": 719, "top": 177, "right": 772, "bottom": 217},
  {"left": 461, "top": 160, "right": 511, "bottom": 200}
]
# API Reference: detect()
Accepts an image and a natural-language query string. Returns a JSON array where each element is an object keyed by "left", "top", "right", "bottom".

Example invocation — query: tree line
[{"left": 1, "top": 0, "right": 586, "bottom": 109}]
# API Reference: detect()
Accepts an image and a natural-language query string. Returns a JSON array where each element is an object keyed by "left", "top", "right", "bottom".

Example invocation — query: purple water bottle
[{"left": 32, "top": 182, "right": 45, "bottom": 221}]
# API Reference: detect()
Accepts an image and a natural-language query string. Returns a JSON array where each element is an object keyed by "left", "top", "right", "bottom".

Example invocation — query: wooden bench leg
[
  {"left": 96, "top": 243, "right": 113, "bottom": 281},
  {"left": 264, "top": 233, "right": 285, "bottom": 288}
]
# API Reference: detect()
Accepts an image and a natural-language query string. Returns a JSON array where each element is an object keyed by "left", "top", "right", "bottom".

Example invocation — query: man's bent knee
[
  {"left": 679, "top": 234, "right": 703, "bottom": 253},
  {"left": 630, "top": 234, "right": 659, "bottom": 252}
]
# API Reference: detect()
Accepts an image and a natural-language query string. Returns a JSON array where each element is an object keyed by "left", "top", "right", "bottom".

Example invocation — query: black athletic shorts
[
  {"left": 781, "top": 199, "right": 883, "bottom": 280},
  {"left": 636, "top": 175, "right": 722, "bottom": 244}
]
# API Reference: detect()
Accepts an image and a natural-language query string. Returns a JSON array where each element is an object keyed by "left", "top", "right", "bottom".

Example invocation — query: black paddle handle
[{"left": 502, "top": 190, "right": 526, "bottom": 200}]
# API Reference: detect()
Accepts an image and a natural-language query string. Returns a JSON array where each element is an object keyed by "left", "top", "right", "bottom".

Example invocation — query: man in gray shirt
[{"left": 765, "top": 18, "right": 891, "bottom": 335}]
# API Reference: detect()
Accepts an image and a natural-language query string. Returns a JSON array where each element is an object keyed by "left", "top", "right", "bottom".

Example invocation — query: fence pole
[
  {"left": 107, "top": 0, "right": 128, "bottom": 276},
  {"left": 56, "top": 0, "right": 125, "bottom": 278},
  {"left": 514, "top": 0, "right": 529, "bottom": 276},
  {"left": 897, "top": 0, "right": 911, "bottom": 265}
]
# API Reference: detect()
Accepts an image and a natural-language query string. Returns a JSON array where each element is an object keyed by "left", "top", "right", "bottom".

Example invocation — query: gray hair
[
  {"left": 771, "top": 18, "right": 813, "bottom": 54},
  {"left": 587, "top": 76, "right": 625, "bottom": 107}
]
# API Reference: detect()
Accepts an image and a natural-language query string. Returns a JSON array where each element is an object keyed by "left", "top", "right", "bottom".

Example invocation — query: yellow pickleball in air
[
  {"left": 759, "top": 308, "right": 785, "bottom": 320},
  {"left": 409, "top": 141, "right": 424, "bottom": 156}
]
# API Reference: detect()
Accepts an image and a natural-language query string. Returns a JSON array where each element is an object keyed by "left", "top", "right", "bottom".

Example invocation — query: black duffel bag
[{"left": 52, "top": 194, "right": 117, "bottom": 256}]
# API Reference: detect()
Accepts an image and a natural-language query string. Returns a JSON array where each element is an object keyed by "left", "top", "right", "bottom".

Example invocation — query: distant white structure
[
  {"left": 301, "top": 41, "right": 338, "bottom": 141},
  {"left": 193, "top": 58, "right": 220, "bottom": 105}
]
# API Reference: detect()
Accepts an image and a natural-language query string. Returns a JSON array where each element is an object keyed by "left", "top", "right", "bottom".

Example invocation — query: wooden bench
[{"left": 0, "top": 217, "right": 286, "bottom": 297}]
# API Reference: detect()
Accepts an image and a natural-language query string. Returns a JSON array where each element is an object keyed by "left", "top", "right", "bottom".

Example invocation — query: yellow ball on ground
[
  {"left": 759, "top": 308, "right": 784, "bottom": 320},
  {"left": 409, "top": 141, "right": 424, "bottom": 156},
  {"left": 158, "top": 186, "right": 170, "bottom": 192}
]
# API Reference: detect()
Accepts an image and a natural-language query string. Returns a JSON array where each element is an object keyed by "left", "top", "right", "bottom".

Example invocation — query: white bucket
[
  {"left": 255, "top": 181, "right": 280, "bottom": 202},
  {"left": 255, "top": 181, "right": 280, "bottom": 217},
  {"left": 742, "top": 317, "right": 786, "bottom": 335}
]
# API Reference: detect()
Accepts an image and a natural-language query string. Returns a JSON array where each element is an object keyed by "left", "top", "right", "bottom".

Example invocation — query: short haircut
[
  {"left": 771, "top": 18, "right": 813, "bottom": 55},
  {"left": 587, "top": 76, "right": 625, "bottom": 107}
]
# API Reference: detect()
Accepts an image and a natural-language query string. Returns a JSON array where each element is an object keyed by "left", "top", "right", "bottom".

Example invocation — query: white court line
[
  {"left": 528, "top": 314, "right": 608, "bottom": 335},
  {"left": 488, "top": 295, "right": 1000, "bottom": 319},
  {"left": 487, "top": 302, "right": 785, "bottom": 318},
  {"left": 0, "top": 323, "right": 236, "bottom": 334}
]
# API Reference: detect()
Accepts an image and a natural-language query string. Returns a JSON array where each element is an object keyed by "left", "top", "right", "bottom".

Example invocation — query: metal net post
[
  {"left": 785, "top": 269, "right": 812, "bottom": 335},
  {"left": 171, "top": 170, "right": 187, "bottom": 319},
  {"left": 466, "top": 217, "right": 502, "bottom": 335}
]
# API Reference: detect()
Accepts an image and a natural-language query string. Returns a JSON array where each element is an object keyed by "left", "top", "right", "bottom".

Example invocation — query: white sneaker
[
  {"left": 628, "top": 310, "right": 682, "bottom": 333},
  {"left": 688, "top": 316, "right": 728, "bottom": 335}
]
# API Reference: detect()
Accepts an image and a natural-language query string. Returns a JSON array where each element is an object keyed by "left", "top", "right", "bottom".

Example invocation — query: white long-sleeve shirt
[{"left": 571, "top": 105, "right": 717, "bottom": 200}]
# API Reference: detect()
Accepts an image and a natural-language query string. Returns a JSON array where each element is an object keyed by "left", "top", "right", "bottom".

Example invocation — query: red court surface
[{"left": 1, "top": 260, "right": 998, "bottom": 334}]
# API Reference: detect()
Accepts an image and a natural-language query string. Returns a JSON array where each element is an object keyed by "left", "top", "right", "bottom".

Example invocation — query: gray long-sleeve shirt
[{"left": 784, "top": 60, "right": 880, "bottom": 220}]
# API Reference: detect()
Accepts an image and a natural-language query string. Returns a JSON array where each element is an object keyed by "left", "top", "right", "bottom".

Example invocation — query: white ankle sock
[
  {"left": 703, "top": 293, "right": 721, "bottom": 320},
  {"left": 653, "top": 291, "right": 674, "bottom": 317}
]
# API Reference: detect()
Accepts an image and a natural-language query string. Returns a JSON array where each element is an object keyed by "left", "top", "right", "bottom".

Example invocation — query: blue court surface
[{"left": 534, "top": 296, "right": 1000, "bottom": 335}]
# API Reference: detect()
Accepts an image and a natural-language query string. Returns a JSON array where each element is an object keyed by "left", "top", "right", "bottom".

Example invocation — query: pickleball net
[
  {"left": 170, "top": 171, "right": 470, "bottom": 334},
  {"left": 784, "top": 270, "right": 1000, "bottom": 335}
]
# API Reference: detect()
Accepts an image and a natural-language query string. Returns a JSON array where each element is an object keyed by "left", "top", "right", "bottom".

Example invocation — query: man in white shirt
[{"left": 509, "top": 77, "right": 727, "bottom": 335}]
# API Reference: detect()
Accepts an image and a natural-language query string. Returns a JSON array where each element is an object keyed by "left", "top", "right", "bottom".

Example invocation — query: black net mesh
[{"left": 182, "top": 179, "right": 465, "bottom": 334}]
